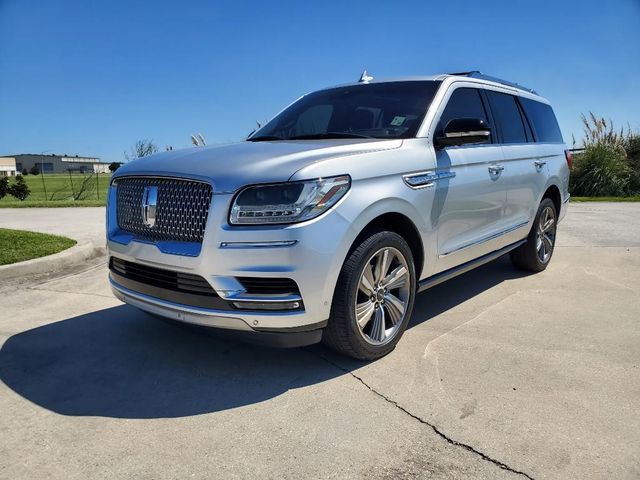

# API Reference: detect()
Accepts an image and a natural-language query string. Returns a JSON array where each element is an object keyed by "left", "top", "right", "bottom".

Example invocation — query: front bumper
[
  {"left": 110, "top": 276, "right": 324, "bottom": 347},
  {"left": 107, "top": 187, "right": 359, "bottom": 337}
]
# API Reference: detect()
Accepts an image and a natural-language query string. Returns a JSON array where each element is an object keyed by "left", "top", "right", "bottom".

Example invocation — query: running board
[{"left": 417, "top": 240, "right": 526, "bottom": 293}]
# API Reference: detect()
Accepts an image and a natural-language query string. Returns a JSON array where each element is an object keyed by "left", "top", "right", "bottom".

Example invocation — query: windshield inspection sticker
[{"left": 390, "top": 116, "right": 406, "bottom": 126}]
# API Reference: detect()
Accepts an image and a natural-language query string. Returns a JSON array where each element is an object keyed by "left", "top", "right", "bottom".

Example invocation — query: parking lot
[{"left": 1, "top": 203, "right": 639, "bottom": 479}]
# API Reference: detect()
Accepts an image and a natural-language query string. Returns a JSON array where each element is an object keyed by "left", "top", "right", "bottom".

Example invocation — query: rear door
[
  {"left": 484, "top": 90, "right": 547, "bottom": 242},
  {"left": 432, "top": 86, "right": 510, "bottom": 273}
]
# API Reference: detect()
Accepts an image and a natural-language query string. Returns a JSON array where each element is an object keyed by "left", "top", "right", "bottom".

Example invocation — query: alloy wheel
[
  {"left": 354, "top": 247, "right": 411, "bottom": 345},
  {"left": 536, "top": 205, "right": 556, "bottom": 264}
]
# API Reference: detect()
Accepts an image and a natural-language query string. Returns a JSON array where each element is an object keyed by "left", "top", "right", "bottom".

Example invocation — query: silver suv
[{"left": 107, "top": 71, "right": 570, "bottom": 360}]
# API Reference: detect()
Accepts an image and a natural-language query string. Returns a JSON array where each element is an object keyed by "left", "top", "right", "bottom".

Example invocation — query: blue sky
[{"left": 1, "top": 0, "right": 639, "bottom": 162}]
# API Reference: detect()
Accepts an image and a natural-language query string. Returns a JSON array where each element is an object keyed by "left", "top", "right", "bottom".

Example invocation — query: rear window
[
  {"left": 520, "top": 98, "right": 564, "bottom": 143},
  {"left": 486, "top": 91, "right": 528, "bottom": 144}
]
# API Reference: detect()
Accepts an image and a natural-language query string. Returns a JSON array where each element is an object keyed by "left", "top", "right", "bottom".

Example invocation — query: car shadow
[
  {"left": 408, "top": 254, "right": 531, "bottom": 328},
  {"left": 0, "top": 255, "right": 529, "bottom": 419}
]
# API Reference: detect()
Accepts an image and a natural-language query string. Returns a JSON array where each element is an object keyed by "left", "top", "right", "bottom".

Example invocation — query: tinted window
[
  {"left": 486, "top": 91, "right": 527, "bottom": 144},
  {"left": 250, "top": 81, "right": 442, "bottom": 140},
  {"left": 520, "top": 98, "right": 563, "bottom": 143},
  {"left": 437, "top": 88, "right": 488, "bottom": 134}
]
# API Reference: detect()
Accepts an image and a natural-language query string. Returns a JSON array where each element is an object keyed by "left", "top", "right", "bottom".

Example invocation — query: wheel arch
[
  {"left": 347, "top": 212, "right": 425, "bottom": 280},
  {"left": 542, "top": 184, "right": 561, "bottom": 215}
]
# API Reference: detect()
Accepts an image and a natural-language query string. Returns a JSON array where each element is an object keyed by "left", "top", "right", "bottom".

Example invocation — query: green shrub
[
  {"left": 570, "top": 144, "right": 636, "bottom": 197},
  {"left": 8, "top": 175, "right": 31, "bottom": 201},
  {"left": 0, "top": 176, "right": 8, "bottom": 199}
]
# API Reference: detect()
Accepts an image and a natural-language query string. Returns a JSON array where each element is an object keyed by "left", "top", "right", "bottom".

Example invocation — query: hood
[{"left": 112, "top": 139, "right": 402, "bottom": 193}]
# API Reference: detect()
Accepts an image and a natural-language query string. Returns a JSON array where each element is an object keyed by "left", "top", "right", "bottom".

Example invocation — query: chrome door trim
[
  {"left": 439, "top": 220, "right": 529, "bottom": 257},
  {"left": 403, "top": 170, "right": 456, "bottom": 189}
]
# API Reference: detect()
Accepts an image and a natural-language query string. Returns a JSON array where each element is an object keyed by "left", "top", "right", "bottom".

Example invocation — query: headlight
[{"left": 229, "top": 175, "right": 350, "bottom": 225}]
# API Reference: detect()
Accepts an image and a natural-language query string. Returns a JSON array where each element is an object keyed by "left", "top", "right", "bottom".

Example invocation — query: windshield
[{"left": 249, "top": 81, "right": 442, "bottom": 141}]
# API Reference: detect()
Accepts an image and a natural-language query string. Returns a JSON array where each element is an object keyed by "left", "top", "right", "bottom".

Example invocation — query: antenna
[{"left": 359, "top": 70, "right": 374, "bottom": 83}]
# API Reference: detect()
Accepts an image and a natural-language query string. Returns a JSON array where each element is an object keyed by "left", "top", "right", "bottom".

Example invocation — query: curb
[{"left": 0, "top": 242, "right": 106, "bottom": 282}]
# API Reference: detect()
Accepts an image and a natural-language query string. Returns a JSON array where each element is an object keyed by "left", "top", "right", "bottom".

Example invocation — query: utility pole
[
  {"left": 40, "top": 150, "right": 50, "bottom": 200},
  {"left": 68, "top": 170, "right": 75, "bottom": 199}
]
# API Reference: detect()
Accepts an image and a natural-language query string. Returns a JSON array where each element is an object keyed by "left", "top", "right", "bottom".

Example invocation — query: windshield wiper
[
  {"left": 288, "top": 132, "right": 375, "bottom": 140},
  {"left": 247, "top": 135, "right": 284, "bottom": 142}
]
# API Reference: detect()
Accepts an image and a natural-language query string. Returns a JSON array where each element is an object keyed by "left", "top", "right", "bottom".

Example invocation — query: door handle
[
  {"left": 488, "top": 165, "right": 504, "bottom": 174},
  {"left": 534, "top": 160, "right": 547, "bottom": 169}
]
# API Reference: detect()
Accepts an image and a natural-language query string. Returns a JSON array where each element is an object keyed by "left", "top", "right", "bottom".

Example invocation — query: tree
[
  {"left": 30, "top": 165, "right": 40, "bottom": 175},
  {"left": 124, "top": 139, "right": 158, "bottom": 161},
  {"left": 8, "top": 175, "right": 30, "bottom": 201},
  {"left": 0, "top": 176, "right": 8, "bottom": 199},
  {"left": 108, "top": 162, "right": 122, "bottom": 172}
]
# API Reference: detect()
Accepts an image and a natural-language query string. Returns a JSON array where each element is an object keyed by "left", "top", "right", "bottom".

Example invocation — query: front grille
[
  {"left": 116, "top": 176, "right": 212, "bottom": 243},
  {"left": 110, "top": 257, "right": 217, "bottom": 296},
  {"left": 237, "top": 277, "right": 300, "bottom": 295}
]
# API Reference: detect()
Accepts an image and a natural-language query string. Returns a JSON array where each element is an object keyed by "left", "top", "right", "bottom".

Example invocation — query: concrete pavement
[
  {"left": 0, "top": 207, "right": 106, "bottom": 284},
  {"left": 0, "top": 207, "right": 105, "bottom": 245},
  {"left": 1, "top": 203, "right": 639, "bottom": 479}
]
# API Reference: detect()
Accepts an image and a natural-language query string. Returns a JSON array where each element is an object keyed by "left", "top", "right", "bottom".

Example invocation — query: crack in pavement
[{"left": 307, "top": 349, "right": 535, "bottom": 480}]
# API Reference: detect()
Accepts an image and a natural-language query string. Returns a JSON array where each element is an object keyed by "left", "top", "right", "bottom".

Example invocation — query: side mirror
[{"left": 436, "top": 118, "right": 491, "bottom": 148}]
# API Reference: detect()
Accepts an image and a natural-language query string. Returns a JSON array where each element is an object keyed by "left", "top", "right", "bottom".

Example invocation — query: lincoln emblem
[{"left": 142, "top": 186, "right": 158, "bottom": 227}]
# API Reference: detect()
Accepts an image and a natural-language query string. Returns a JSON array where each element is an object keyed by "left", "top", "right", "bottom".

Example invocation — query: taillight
[{"left": 564, "top": 149, "right": 573, "bottom": 169}]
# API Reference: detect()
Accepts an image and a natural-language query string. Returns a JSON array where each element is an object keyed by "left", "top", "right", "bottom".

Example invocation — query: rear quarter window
[{"left": 520, "top": 98, "right": 564, "bottom": 143}]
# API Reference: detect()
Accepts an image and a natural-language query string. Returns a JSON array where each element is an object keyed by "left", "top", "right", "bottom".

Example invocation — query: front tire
[
  {"left": 323, "top": 231, "right": 416, "bottom": 360},
  {"left": 510, "top": 198, "right": 558, "bottom": 272}
]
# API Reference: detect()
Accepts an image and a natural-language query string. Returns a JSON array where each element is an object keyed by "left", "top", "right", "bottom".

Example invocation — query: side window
[
  {"left": 437, "top": 88, "right": 489, "bottom": 134},
  {"left": 486, "top": 91, "right": 527, "bottom": 144},
  {"left": 520, "top": 98, "right": 564, "bottom": 143}
]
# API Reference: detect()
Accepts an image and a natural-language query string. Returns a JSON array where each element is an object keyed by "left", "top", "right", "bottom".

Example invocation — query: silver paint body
[{"left": 108, "top": 74, "right": 570, "bottom": 333}]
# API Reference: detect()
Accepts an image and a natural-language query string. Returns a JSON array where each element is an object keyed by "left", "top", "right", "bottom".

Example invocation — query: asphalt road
[{"left": 1, "top": 203, "right": 639, "bottom": 479}]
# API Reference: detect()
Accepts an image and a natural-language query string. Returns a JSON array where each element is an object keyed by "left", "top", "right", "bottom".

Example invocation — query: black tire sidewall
[
  {"left": 329, "top": 231, "right": 416, "bottom": 359},
  {"left": 527, "top": 198, "right": 558, "bottom": 270}
]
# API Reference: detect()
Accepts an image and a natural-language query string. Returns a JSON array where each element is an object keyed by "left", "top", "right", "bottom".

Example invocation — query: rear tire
[
  {"left": 323, "top": 231, "right": 416, "bottom": 360},
  {"left": 510, "top": 198, "right": 557, "bottom": 272}
]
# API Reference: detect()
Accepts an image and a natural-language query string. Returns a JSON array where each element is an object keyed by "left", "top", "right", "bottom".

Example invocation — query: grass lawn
[
  {"left": 571, "top": 196, "right": 640, "bottom": 202},
  {"left": 0, "top": 228, "right": 77, "bottom": 265},
  {"left": 0, "top": 173, "right": 110, "bottom": 207}
]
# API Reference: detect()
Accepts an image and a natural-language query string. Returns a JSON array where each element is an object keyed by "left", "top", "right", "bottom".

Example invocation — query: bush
[
  {"left": 108, "top": 162, "right": 122, "bottom": 172},
  {"left": 0, "top": 176, "right": 8, "bottom": 199},
  {"left": 30, "top": 165, "right": 40, "bottom": 175},
  {"left": 8, "top": 175, "right": 31, "bottom": 201},
  {"left": 570, "top": 144, "right": 635, "bottom": 197},
  {"left": 572, "top": 113, "right": 640, "bottom": 197},
  {"left": 21, "top": 169, "right": 28, "bottom": 176}
]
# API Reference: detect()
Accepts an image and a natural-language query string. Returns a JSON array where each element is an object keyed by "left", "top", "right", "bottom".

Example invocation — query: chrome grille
[{"left": 116, "top": 177, "right": 212, "bottom": 243}]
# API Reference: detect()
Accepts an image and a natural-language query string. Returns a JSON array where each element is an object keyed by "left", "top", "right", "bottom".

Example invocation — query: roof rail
[{"left": 448, "top": 71, "right": 538, "bottom": 95}]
